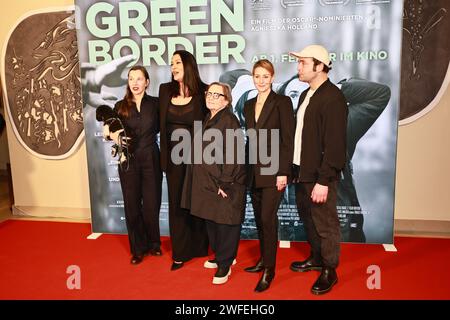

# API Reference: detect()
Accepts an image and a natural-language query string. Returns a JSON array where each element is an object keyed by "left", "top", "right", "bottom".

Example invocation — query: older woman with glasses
[{"left": 182, "top": 82, "right": 246, "bottom": 285}]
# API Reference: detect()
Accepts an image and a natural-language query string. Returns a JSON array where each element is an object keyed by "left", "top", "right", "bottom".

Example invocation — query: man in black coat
[{"left": 289, "top": 45, "right": 347, "bottom": 295}]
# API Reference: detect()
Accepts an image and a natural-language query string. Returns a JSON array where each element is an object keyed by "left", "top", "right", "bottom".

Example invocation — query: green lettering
[
  {"left": 180, "top": 0, "right": 208, "bottom": 34},
  {"left": 221, "top": 35, "right": 245, "bottom": 63},
  {"left": 150, "top": 0, "right": 178, "bottom": 35},
  {"left": 88, "top": 40, "right": 112, "bottom": 64},
  {"left": 86, "top": 2, "right": 117, "bottom": 38},
  {"left": 119, "top": 1, "right": 149, "bottom": 37},
  {"left": 112, "top": 39, "right": 140, "bottom": 63},
  {"left": 196, "top": 35, "right": 218, "bottom": 64},
  {"left": 211, "top": 0, "right": 244, "bottom": 33},
  {"left": 142, "top": 38, "right": 166, "bottom": 66}
]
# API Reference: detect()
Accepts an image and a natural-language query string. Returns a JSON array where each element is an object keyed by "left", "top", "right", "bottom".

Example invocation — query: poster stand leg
[
  {"left": 279, "top": 241, "right": 291, "bottom": 248},
  {"left": 87, "top": 233, "right": 103, "bottom": 240},
  {"left": 382, "top": 244, "right": 397, "bottom": 252}
]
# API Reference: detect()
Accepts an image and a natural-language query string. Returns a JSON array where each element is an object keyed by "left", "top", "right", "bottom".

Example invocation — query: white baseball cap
[{"left": 289, "top": 44, "right": 331, "bottom": 67}]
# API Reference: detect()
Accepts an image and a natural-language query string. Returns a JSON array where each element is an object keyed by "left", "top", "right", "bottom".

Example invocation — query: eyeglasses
[{"left": 205, "top": 91, "right": 225, "bottom": 99}]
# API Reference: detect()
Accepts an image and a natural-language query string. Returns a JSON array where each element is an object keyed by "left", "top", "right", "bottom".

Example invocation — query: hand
[
  {"left": 311, "top": 183, "right": 328, "bottom": 204},
  {"left": 120, "top": 136, "right": 132, "bottom": 147},
  {"left": 102, "top": 124, "right": 110, "bottom": 140},
  {"left": 94, "top": 55, "right": 136, "bottom": 88},
  {"left": 276, "top": 176, "right": 287, "bottom": 191},
  {"left": 86, "top": 91, "right": 119, "bottom": 107},
  {"left": 81, "top": 54, "right": 136, "bottom": 107},
  {"left": 109, "top": 129, "right": 124, "bottom": 145},
  {"left": 218, "top": 188, "right": 228, "bottom": 198}
]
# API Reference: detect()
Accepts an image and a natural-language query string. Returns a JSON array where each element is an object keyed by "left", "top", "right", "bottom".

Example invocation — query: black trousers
[
  {"left": 119, "top": 148, "right": 162, "bottom": 256},
  {"left": 166, "top": 161, "right": 209, "bottom": 262},
  {"left": 295, "top": 181, "right": 341, "bottom": 268},
  {"left": 250, "top": 185, "right": 284, "bottom": 268},
  {"left": 206, "top": 220, "right": 241, "bottom": 269}
]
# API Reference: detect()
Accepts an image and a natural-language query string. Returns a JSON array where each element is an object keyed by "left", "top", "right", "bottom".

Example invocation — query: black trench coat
[{"left": 181, "top": 107, "right": 246, "bottom": 225}]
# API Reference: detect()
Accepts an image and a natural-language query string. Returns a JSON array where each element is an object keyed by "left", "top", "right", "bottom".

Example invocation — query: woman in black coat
[
  {"left": 182, "top": 82, "right": 246, "bottom": 285},
  {"left": 111, "top": 66, "right": 162, "bottom": 265},
  {"left": 158, "top": 50, "right": 209, "bottom": 270},
  {"left": 243, "top": 59, "right": 295, "bottom": 292}
]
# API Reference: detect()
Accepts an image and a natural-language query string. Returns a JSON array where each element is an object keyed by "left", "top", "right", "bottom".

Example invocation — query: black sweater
[{"left": 295, "top": 79, "right": 348, "bottom": 186}]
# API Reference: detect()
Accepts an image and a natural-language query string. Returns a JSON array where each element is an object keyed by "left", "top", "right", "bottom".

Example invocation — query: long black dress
[{"left": 165, "top": 99, "right": 209, "bottom": 262}]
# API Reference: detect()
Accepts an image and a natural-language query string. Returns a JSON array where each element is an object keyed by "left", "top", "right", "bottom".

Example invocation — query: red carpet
[{"left": 1, "top": 220, "right": 449, "bottom": 300}]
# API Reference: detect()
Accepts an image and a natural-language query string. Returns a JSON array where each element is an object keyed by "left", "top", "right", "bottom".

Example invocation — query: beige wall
[
  {"left": 1, "top": 0, "right": 91, "bottom": 219},
  {"left": 395, "top": 83, "right": 450, "bottom": 221},
  {"left": 0, "top": 1, "right": 449, "bottom": 223}
]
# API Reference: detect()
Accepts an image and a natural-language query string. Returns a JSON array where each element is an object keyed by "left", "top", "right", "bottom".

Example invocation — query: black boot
[
  {"left": 244, "top": 259, "right": 264, "bottom": 273},
  {"left": 290, "top": 255, "right": 322, "bottom": 272},
  {"left": 311, "top": 267, "right": 338, "bottom": 295},
  {"left": 254, "top": 267, "right": 275, "bottom": 292}
]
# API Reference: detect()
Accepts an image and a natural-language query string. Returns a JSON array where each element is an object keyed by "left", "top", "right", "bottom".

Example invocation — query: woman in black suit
[
  {"left": 243, "top": 59, "right": 295, "bottom": 292},
  {"left": 159, "top": 50, "right": 209, "bottom": 271},
  {"left": 112, "top": 66, "right": 162, "bottom": 265}
]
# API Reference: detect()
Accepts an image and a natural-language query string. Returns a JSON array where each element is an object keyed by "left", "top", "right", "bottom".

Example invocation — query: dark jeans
[{"left": 295, "top": 181, "right": 341, "bottom": 268}]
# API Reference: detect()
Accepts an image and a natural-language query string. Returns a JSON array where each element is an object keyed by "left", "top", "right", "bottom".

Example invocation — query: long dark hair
[
  {"left": 169, "top": 50, "right": 206, "bottom": 98},
  {"left": 117, "top": 65, "right": 149, "bottom": 118}
]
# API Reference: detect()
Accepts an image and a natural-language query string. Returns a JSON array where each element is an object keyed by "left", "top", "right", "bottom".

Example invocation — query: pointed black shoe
[
  {"left": 254, "top": 267, "right": 275, "bottom": 292},
  {"left": 244, "top": 259, "right": 264, "bottom": 273},
  {"left": 290, "top": 256, "right": 322, "bottom": 272},
  {"left": 149, "top": 247, "right": 162, "bottom": 256},
  {"left": 171, "top": 261, "right": 184, "bottom": 271},
  {"left": 311, "top": 267, "right": 338, "bottom": 295},
  {"left": 130, "top": 255, "right": 144, "bottom": 265}
]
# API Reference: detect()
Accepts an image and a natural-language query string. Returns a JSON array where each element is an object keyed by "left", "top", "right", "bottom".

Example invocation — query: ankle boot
[
  {"left": 311, "top": 267, "right": 338, "bottom": 295},
  {"left": 244, "top": 259, "right": 264, "bottom": 273},
  {"left": 254, "top": 267, "right": 275, "bottom": 292},
  {"left": 290, "top": 255, "right": 322, "bottom": 272}
]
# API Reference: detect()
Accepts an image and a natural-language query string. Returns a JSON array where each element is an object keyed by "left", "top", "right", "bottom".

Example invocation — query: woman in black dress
[
  {"left": 159, "top": 50, "right": 209, "bottom": 270},
  {"left": 112, "top": 66, "right": 162, "bottom": 265}
]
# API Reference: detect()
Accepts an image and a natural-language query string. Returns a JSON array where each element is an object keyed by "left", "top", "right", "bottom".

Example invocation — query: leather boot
[
  {"left": 311, "top": 267, "right": 338, "bottom": 295},
  {"left": 244, "top": 258, "right": 264, "bottom": 273},
  {"left": 290, "top": 255, "right": 322, "bottom": 272},
  {"left": 254, "top": 267, "right": 275, "bottom": 292}
]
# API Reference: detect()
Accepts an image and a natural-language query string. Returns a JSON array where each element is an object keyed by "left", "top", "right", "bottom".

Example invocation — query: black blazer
[
  {"left": 244, "top": 90, "right": 295, "bottom": 188},
  {"left": 294, "top": 79, "right": 347, "bottom": 185},
  {"left": 158, "top": 82, "right": 207, "bottom": 172}
]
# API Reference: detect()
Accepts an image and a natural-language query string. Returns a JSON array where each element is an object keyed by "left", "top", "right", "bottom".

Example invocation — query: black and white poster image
[
  {"left": 3, "top": 10, "right": 83, "bottom": 159},
  {"left": 400, "top": 0, "right": 450, "bottom": 124}
]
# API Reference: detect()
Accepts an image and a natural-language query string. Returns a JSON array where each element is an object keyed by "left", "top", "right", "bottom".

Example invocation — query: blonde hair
[{"left": 252, "top": 59, "right": 275, "bottom": 76}]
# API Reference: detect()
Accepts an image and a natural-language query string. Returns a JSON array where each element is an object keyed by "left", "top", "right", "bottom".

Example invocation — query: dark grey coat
[{"left": 181, "top": 107, "right": 246, "bottom": 225}]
